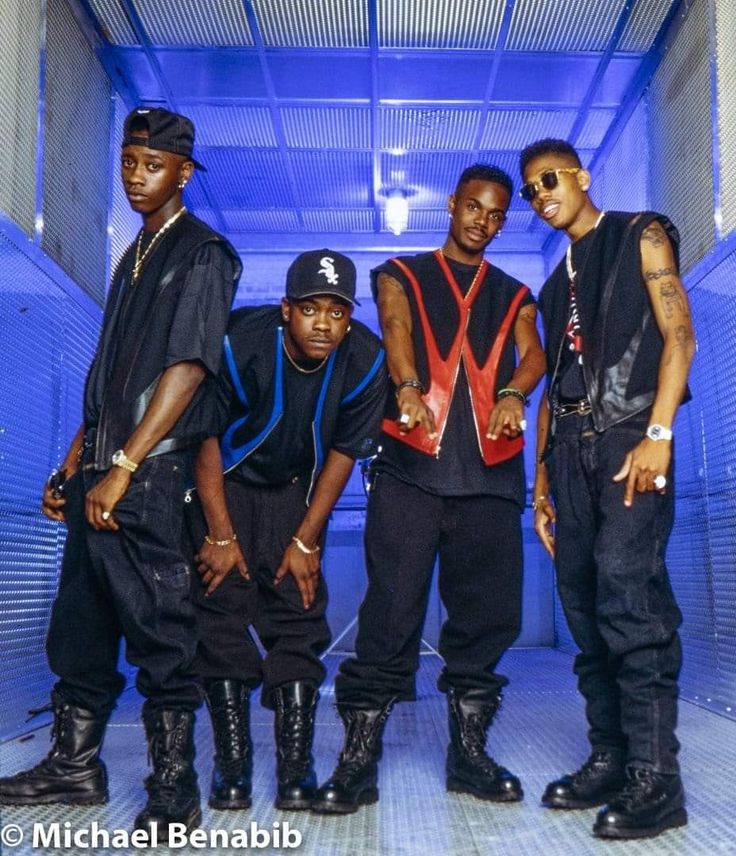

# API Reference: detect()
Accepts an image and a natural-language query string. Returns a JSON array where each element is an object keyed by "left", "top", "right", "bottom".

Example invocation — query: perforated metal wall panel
[
  {"left": 222, "top": 208, "right": 300, "bottom": 232},
  {"left": 379, "top": 0, "right": 504, "bottom": 49},
  {"left": 302, "top": 209, "right": 372, "bottom": 232},
  {"left": 667, "top": 249, "right": 736, "bottom": 716},
  {"left": 381, "top": 108, "right": 481, "bottom": 152},
  {"left": 289, "top": 151, "right": 372, "bottom": 207},
  {"left": 380, "top": 152, "right": 470, "bottom": 207},
  {"left": 0, "top": 235, "right": 101, "bottom": 741},
  {"left": 42, "top": 0, "right": 112, "bottom": 304},
  {"left": 649, "top": 0, "right": 715, "bottom": 273},
  {"left": 575, "top": 108, "right": 617, "bottom": 151},
  {"left": 87, "top": 0, "right": 138, "bottom": 45},
  {"left": 714, "top": 0, "right": 736, "bottom": 236},
  {"left": 253, "top": 0, "right": 368, "bottom": 48},
  {"left": 281, "top": 107, "right": 370, "bottom": 150},
  {"left": 203, "top": 149, "right": 296, "bottom": 207},
  {"left": 109, "top": 95, "right": 140, "bottom": 280},
  {"left": 507, "top": 0, "right": 626, "bottom": 51},
  {"left": 135, "top": 0, "right": 253, "bottom": 46},
  {"left": 0, "top": 0, "right": 40, "bottom": 235},
  {"left": 594, "top": 99, "right": 649, "bottom": 214}
]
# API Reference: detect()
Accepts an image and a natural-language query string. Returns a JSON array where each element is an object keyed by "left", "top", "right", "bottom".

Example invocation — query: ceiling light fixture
[{"left": 385, "top": 189, "right": 409, "bottom": 236}]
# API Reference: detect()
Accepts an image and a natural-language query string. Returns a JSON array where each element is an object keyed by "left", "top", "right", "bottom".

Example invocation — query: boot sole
[
  {"left": 542, "top": 793, "right": 614, "bottom": 810},
  {"left": 276, "top": 797, "right": 314, "bottom": 811},
  {"left": 311, "top": 788, "right": 379, "bottom": 814},
  {"left": 447, "top": 778, "right": 523, "bottom": 803},
  {"left": 594, "top": 807, "right": 688, "bottom": 840},
  {"left": 0, "top": 791, "right": 108, "bottom": 807},
  {"left": 148, "top": 808, "right": 203, "bottom": 844}
]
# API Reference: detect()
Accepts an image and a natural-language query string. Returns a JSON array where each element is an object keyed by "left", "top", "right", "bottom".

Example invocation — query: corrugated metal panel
[
  {"left": 183, "top": 105, "right": 276, "bottom": 147},
  {"left": 715, "top": 0, "right": 736, "bottom": 236},
  {"left": 381, "top": 108, "right": 482, "bottom": 152},
  {"left": 379, "top": 0, "right": 505, "bottom": 49},
  {"left": 649, "top": 0, "right": 714, "bottom": 272},
  {"left": 503, "top": 209, "right": 537, "bottom": 231},
  {"left": 575, "top": 108, "right": 617, "bottom": 150},
  {"left": 43, "top": 0, "right": 112, "bottom": 304},
  {"left": 0, "top": 234, "right": 100, "bottom": 740},
  {"left": 380, "top": 152, "right": 470, "bottom": 206},
  {"left": 302, "top": 209, "right": 373, "bottom": 232},
  {"left": 135, "top": 0, "right": 253, "bottom": 46},
  {"left": 619, "top": 0, "right": 677, "bottom": 52},
  {"left": 407, "top": 209, "right": 451, "bottom": 232},
  {"left": 0, "top": 0, "right": 40, "bottom": 236},
  {"left": 253, "top": 0, "right": 368, "bottom": 48},
  {"left": 202, "top": 149, "right": 296, "bottom": 207},
  {"left": 87, "top": 0, "right": 138, "bottom": 45},
  {"left": 289, "top": 151, "right": 372, "bottom": 207},
  {"left": 222, "top": 208, "right": 300, "bottom": 232},
  {"left": 507, "top": 0, "right": 627, "bottom": 51},
  {"left": 282, "top": 107, "right": 371, "bottom": 150},
  {"left": 479, "top": 110, "right": 577, "bottom": 152}
]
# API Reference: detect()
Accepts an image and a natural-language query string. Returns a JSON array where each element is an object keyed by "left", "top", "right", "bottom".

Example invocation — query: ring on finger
[
  {"left": 399, "top": 413, "right": 410, "bottom": 425},
  {"left": 101, "top": 510, "right": 111, "bottom": 521},
  {"left": 653, "top": 474, "right": 667, "bottom": 490}
]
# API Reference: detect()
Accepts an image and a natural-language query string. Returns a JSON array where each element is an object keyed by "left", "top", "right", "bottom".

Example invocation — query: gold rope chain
[
  {"left": 281, "top": 337, "right": 328, "bottom": 374},
  {"left": 132, "top": 206, "right": 187, "bottom": 282}
]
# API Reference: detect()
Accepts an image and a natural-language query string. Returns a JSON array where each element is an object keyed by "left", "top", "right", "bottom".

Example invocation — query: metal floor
[{"left": 1, "top": 649, "right": 734, "bottom": 855}]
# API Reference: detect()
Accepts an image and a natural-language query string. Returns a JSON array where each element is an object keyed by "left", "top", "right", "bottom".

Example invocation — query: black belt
[{"left": 554, "top": 398, "right": 592, "bottom": 419}]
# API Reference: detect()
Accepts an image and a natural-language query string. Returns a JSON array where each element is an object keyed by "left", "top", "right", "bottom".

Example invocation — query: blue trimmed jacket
[{"left": 214, "top": 305, "right": 386, "bottom": 499}]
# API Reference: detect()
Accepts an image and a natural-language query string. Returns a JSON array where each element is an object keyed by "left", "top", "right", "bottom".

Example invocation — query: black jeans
[
  {"left": 46, "top": 448, "right": 201, "bottom": 717},
  {"left": 336, "top": 472, "right": 523, "bottom": 707},
  {"left": 187, "top": 476, "right": 331, "bottom": 708},
  {"left": 548, "top": 413, "right": 682, "bottom": 773}
]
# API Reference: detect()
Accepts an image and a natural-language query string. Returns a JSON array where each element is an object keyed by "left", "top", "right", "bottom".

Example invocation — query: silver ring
[
  {"left": 399, "top": 413, "right": 410, "bottom": 425},
  {"left": 653, "top": 475, "right": 667, "bottom": 490},
  {"left": 101, "top": 510, "right": 111, "bottom": 521},
  {"left": 519, "top": 419, "right": 528, "bottom": 431}
]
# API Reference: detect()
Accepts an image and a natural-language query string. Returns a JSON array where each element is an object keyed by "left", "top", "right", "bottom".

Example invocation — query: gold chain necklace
[
  {"left": 282, "top": 338, "right": 328, "bottom": 374},
  {"left": 132, "top": 206, "right": 187, "bottom": 282}
]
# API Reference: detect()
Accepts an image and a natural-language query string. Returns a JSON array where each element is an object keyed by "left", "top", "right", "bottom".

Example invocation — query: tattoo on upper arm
[
  {"left": 518, "top": 305, "right": 536, "bottom": 324},
  {"left": 658, "top": 281, "right": 688, "bottom": 319},
  {"left": 641, "top": 223, "right": 666, "bottom": 247},
  {"left": 645, "top": 267, "right": 675, "bottom": 281}
]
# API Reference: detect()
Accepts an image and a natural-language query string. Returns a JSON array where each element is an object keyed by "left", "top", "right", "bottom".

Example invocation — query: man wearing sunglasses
[
  {"left": 519, "top": 138, "right": 695, "bottom": 840},
  {"left": 312, "top": 164, "right": 546, "bottom": 814}
]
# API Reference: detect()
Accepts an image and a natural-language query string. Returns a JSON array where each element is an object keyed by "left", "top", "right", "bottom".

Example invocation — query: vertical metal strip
[
  {"left": 706, "top": 0, "right": 723, "bottom": 241},
  {"left": 33, "top": 0, "right": 48, "bottom": 246}
]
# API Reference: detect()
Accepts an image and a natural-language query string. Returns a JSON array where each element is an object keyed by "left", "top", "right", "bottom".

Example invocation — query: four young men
[{"left": 0, "top": 107, "right": 692, "bottom": 844}]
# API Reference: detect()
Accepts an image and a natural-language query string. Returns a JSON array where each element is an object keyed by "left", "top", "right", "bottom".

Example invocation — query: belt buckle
[{"left": 577, "top": 399, "right": 591, "bottom": 416}]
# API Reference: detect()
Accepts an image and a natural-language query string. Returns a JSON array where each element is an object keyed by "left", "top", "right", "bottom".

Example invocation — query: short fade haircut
[
  {"left": 519, "top": 138, "right": 582, "bottom": 177},
  {"left": 455, "top": 163, "right": 513, "bottom": 199}
]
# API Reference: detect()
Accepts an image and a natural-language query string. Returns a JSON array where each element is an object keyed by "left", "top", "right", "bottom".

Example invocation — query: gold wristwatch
[{"left": 111, "top": 449, "right": 138, "bottom": 473}]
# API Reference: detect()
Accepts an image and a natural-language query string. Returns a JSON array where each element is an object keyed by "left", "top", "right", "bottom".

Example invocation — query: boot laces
[
  {"left": 572, "top": 750, "right": 616, "bottom": 782},
  {"left": 614, "top": 768, "right": 656, "bottom": 810}
]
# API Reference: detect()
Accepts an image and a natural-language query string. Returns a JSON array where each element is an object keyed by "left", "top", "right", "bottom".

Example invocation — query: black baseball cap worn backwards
[
  {"left": 286, "top": 249, "right": 360, "bottom": 306},
  {"left": 122, "top": 107, "right": 207, "bottom": 171}
]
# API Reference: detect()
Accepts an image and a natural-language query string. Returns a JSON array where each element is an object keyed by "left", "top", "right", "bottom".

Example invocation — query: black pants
[
  {"left": 46, "top": 448, "right": 201, "bottom": 717},
  {"left": 187, "top": 476, "right": 331, "bottom": 708},
  {"left": 548, "top": 413, "right": 682, "bottom": 773},
  {"left": 336, "top": 472, "right": 523, "bottom": 707}
]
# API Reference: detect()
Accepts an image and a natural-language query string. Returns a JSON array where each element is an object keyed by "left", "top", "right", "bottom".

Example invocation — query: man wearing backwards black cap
[
  {"left": 0, "top": 107, "right": 241, "bottom": 840},
  {"left": 184, "top": 249, "right": 386, "bottom": 811}
]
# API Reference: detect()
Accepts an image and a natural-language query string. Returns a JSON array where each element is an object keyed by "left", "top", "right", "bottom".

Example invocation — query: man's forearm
[
  {"left": 121, "top": 361, "right": 206, "bottom": 464},
  {"left": 505, "top": 350, "right": 547, "bottom": 398},
  {"left": 649, "top": 328, "right": 695, "bottom": 429},
  {"left": 194, "top": 436, "right": 236, "bottom": 539},
  {"left": 293, "top": 449, "right": 354, "bottom": 546}
]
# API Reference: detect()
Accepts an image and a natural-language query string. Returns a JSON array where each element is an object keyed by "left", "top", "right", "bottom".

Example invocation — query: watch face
[{"left": 649, "top": 426, "right": 661, "bottom": 439}]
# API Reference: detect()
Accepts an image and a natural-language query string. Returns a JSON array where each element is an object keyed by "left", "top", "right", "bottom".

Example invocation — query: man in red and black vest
[{"left": 313, "top": 164, "right": 546, "bottom": 813}]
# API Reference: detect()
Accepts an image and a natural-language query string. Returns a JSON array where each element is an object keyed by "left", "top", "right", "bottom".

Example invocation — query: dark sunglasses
[{"left": 519, "top": 167, "right": 581, "bottom": 201}]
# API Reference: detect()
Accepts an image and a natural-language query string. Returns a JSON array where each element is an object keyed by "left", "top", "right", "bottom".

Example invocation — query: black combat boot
[
  {"left": 542, "top": 747, "right": 626, "bottom": 809},
  {"left": 311, "top": 700, "right": 395, "bottom": 814},
  {"left": 446, "top": 687, "right": 523, "bottom": 802},
  {"left": 0, "top": 690, "right": 108, "bottom": 806},
  {"left": 205, "top": 680, "right": 252, "bottom": 810},
  {"left": 272, "top": 682, "right": 318, "bottom": 810},
  {"left": 593, "top": 766, "right": 687, "bottom": 839},
  {"left": 133, "top": 705, "right": 201, "bottom": 843}
]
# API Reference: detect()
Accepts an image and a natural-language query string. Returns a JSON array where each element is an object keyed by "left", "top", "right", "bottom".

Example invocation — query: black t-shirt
[{"left": 375, "top": 257, "right": 532, "bottom": 507}]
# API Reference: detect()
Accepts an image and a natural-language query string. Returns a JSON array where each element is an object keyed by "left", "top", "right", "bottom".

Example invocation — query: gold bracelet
[
  {"left": 204, "top": 533, "right": 238, "bottom": 547},
  {"left": 291, "top": 536, "right": 320, "bottom": 555},
  {"left": 531, "top": 496, "right": 547, "bottom": 512}
]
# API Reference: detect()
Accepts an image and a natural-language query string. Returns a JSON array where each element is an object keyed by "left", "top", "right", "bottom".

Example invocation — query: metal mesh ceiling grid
[{"left": 253, "top": 0, "right": 368, "bottom": 47}]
